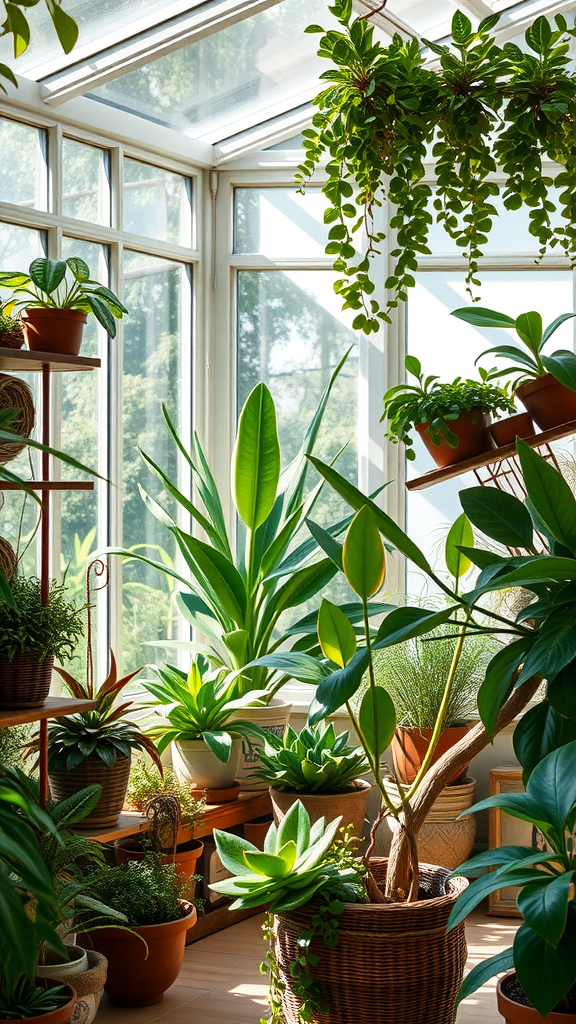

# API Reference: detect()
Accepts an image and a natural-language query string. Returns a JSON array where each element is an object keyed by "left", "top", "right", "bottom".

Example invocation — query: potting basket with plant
[
  {"left": 0, "top": 575, "right": 84, "bottom": 710},
  {"left": 0, "top": 257, "right": 128, "bottom": 356},
  {"left": 0, "top": 374, "right": 34, "bottom": 464},
  {"left": 382, "top": 356, "right": 514, "bottom": 467},
  {"left": 211, "top": 435, "right": 576, "bottom": 1024}
]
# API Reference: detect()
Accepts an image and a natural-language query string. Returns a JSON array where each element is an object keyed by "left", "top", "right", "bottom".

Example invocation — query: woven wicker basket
[
  {"left": 0, "top": 652, "right": 53, "bottom": 709},
  {"left": 275, "top": 860, "right": 468, "bottom": 1024},
  {"left": 49, "top": 753, "right": 131, "bottom": 829},
  {"left": 0, "top": 374, "right": 35, "bottom": 464},
  {"left": 0, "top": 537, "right": 17, "bottom": 580}
]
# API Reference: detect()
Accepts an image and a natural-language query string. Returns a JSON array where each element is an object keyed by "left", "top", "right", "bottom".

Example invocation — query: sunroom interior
[{"left": 1, "top": 2, "right": 575, "bottom": 1024}]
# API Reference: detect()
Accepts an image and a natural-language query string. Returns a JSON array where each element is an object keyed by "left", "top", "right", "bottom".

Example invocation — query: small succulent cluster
[
  {"left": 0, "top": 308, "right": 23, "bottom": 349},
  {"left": 252, "top": 722, "right": 369, "bottom": 793}
]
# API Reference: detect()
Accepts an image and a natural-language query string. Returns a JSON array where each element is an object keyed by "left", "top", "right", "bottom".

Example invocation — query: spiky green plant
[{"left": 252, "top": 722, "right": 369, "bottom": 793}]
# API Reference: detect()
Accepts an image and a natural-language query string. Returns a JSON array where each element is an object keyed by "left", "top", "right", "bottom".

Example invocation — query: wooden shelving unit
[{"left": 0, "top": 696, "right": 96, "bottom": 729}]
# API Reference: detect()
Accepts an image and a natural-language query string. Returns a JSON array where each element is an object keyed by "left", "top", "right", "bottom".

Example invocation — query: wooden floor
[{"left": 98, "top": 908, "right": 519, "bottom": 1024}]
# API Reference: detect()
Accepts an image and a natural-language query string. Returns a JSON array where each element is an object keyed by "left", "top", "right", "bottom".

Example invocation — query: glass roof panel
[{"left": 88, "top": 0, "right": 339, "bottom": 142}]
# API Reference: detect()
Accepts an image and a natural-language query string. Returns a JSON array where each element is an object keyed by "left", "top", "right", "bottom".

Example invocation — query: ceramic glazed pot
[
  {"left": 49, "top": 753, "right": 131, "bottom": 829},
  {"left": 391, "top": 725, "right": 471, "bottom": 785},
  {"left": 37, "top": 950, "right": 107, "bottom": 1024},
  {"left": 0, "top": 652, "right": 53, "bottom": 709},
  {"left": 115, "top": 836, "right": 204, "bottom": 898},
  {"left": 82, "top": 901, "right": 196, "bottom": 1006},
  {"left": 244, "top": 814, "right": 274, "bottom": 850},
  {"left": 21, "top": 309, "right": 87, "bottom": 356},
  {"left": 269, "top": 779, "right": 371, "bottom": 840},
  {"left": 172, "top": 738, "right": 241, "bottom": 789},
  {"left": 515, "top": 374, "right": 576, "bottom": 431},
  {"left": 276, "top": 860, "right": 468, "bottom": 1024},
  {"left": 37, "top": 946, "right": 88, "bottom": 979},
  {"left": 382, "top": 777, "right": 476, "bottom": 871},
  {"left": 489, "top": 412, "right": 535, "bottom": 447},
  {"left": 0, "top": 982, "right": 77, "bottom": 1024},
  {"left": 497, "top": 973, "right": 576, "bottom": 1024},
  {"left": 230, "top": 697, "right": 293, "bottom": 790},
  {"left": 415, "top": 412, "right": 493, "bottom": 468}
]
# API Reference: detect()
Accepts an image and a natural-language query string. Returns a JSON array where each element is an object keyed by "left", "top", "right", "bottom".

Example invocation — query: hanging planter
[{"left": 0, "top": 375, "right": 34, "bottom": 464}]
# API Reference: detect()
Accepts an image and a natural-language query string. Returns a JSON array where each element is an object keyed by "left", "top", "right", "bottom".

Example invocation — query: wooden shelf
[
  {"left": 76, "top": 812, "right": 149, "bottom": 844},
  {"left": 0, "top": 481, "right": 94, "bottom": 491},
  {"left": 406, "top": 418, "right": 576, "bottom": 491},
  {"left": 0, "top": 696, "right": 96, "bottom": 728},
  {"left": 0, "top": 350, "right": 100, "bottom": 372}
]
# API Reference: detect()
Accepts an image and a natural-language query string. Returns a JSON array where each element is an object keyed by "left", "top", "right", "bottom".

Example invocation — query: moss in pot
[{"left": 382, "top": 356, "right": 514, "bottom": 468}]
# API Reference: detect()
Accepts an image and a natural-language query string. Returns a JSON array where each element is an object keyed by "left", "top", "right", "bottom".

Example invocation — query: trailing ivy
[{"left": 299, "top": 3, "right": 576, "bottom": 333}]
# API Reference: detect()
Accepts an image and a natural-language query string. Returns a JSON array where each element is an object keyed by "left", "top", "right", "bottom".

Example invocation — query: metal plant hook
[{"left": 85, "top": 557, "right": 109, "bottom": 699}]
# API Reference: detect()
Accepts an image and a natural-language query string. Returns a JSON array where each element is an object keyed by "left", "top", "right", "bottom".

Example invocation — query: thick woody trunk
[{"left": 383, "top": 675, "right": 541, "bottom": 900}]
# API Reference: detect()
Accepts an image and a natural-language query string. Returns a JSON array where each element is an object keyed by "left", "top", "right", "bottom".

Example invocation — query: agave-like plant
[
  {"left": 252, "top": 722, "right": 369, "bottom": 793},
  {"left": 211, "top": 801, "right": 364, "bottom": 913}
]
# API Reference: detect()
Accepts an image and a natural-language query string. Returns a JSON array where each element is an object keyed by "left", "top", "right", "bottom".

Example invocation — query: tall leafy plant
[{"left": 301, "top": 3, "right": 576, "bottom": 332}]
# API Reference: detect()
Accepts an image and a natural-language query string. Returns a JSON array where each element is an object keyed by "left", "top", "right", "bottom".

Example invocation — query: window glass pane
[
  {"left": 62, "top": 138, "right": 110, "bottom": 226},
  {"left": 0, "top": 118, "right": 47, "bottom": 210},
  {"left": 426, "top": 188, "right": 563, "bottom": 256},
  {"left": 122, "top": 251, "right": 190, "bottom": 675},
  {"left": 406, "top": 270, "right": 575, "bottom": 593},
  {"left": 235, "top": 188, "right": 329, "bottom": 258},
  {"left": 123, "top": 158, "right": 191, "bottom": 246}
]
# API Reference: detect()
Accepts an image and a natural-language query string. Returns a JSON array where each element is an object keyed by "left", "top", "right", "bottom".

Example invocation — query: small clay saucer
[{"left": 192, "top": 781, "right": 241, "bottom": 805}]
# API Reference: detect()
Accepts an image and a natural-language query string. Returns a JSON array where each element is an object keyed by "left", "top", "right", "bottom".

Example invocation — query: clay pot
[
  {"left": 115, "top": 836, "right": 203, "bottom": 898},
  {"left": 37, "top": 950, "right": 107, "bottom": 1024},
  {"left": 497, "top": 973, "right": 576, "bottom": 1023},
  {"left": 489, "top": 412, "right": 535, "bottom": 447},
  {"left": 0, "top": 981, "right": 77, "bottom": 1024},
  {"left": 244, "top": 814, "right": 274, "bottom": 850},
  {"left": 269, "top": 779, "right": 371, "bottom": 840},
  {"left": 515, "top": 374, "right": 576, "bottom": 431},
  {"left": 82, "top": 902, "right": 196, "bottom": 1006},
  {"left": 382, "top": 777, "right": 477, "bottom": 871},
  {"left": 0, "top": 652, "right": 53, "bottom": 709},
  {"left": 21, "top": 309, "right": 87, "bottom": 356},
  {"left": 49, "top": 753, "right": 131, "bottom": 829},
  {"left": 230, "top": 697, "right": 293, "bottom": 790},
  {"left": 415, "top": 412, "right": 493, "bottom": 468},
  {"left": 392, "top": 725, "right": 471, "bottom": 785}
]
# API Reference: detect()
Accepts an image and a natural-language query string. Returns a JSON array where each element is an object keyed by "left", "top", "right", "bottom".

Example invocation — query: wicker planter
[
  {"left": 415, "top": 412, "right": 493, "bottom": 468},
  {"left": 0, "top": 652, "right": 53, "bottom": 709},
  {"left": 269, "top": 779, "right": 371, "bottom": 840},
  {"left": 0, "top": 982, "right": 76, "bottom": 1024},
  {"left": 382, "top": 778, "right": 477, "bottom": 871},
  {"left": 275, "top": 860, "right": 468, "bottom": 1024},
  {"left": 497, "top": 974, "right": 576, "bottom": 1024},
  {"left": 37, "top": 949, "right": 107, "bottom": 1024},
  {"left": 21, "top": 308, "right": 87, "bottom": 356},
  {"left": 49, "top": 753, "right": 131, "bottom": 829},
  {"left": 392, "top": 725, "right": 472, "bottom": 786}
]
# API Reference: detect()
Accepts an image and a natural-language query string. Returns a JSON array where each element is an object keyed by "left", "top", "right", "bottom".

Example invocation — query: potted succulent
[
  {"left": 449, "top": 741, "right": 576, "bottom": 1023},
  {"left": 80, "top": 854, "right": 197, "bottom": 1006},
  {"left": 115, "top": 793, "right": 204, "bottom": 900},
  {"left": 252, "top": 721, "right": 370, "bottom": 839},
  {"left": 0, "top": 575, "right": 83, "bottom": 710},
  {"left": 38, "top": 650, "right": 163, "bottom": 829},
  {"left": 143, "top": 658, "right": 266, "bottom": 795},
  {"left": 0, "top": 257, "right": 128, "bottom": 356},
  {"left": 382, "top": 356, "right": 514, "bottom": 467},
  {"left": 451, "top": 306, "right": 576, "bottom": 431}
]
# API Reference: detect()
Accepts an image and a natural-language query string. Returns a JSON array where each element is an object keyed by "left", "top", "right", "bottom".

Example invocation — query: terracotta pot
[
  {"left": 0, "top": 652, "right": 53, "bottom": 709},
  {"left": 172, "top": 738, "right": 241, "bottom": 790},
  {"left": 392, "top": 725, "right": 471, "bottom": 785},
  {"left": 244, "top": 814, "right": 274, "bottom": 850},
  {"left": 49, "top": 753, "right": 131, "bottom": 829},
  {"left": 37, "top": 950, "right": 107, "bottom": 1024},
  {"left": 489, "top": 412, "right": 535, "bottom": 447},
  {"left": 115, "top": 836, "right": 203, "bottom": 898},
  {"left": 21, "top": 308, "right": 87, "bottom": 357},
  {"left": 81, "top": 901, "right": 196, "bottom": 1006},
  {"left": 0, "top": 981, "right": 76, "bottom": 1024},
  {"left": 269, "top": 778, "right": 371, "bottom": 840},
  {"left": 515, "top": 374, "right": 576, "bottom": 431},
  {"left": 382, "top": 777, "right": 477, "bottom": 870},
  {"left": 415, "top": 412, "right": 493, "bottom": 468},
  {"left": 497, "top": 973, "right": 576, "bottom": 1023},
  {"left": 276, "top": 859, "right": 468, "bottom": 1024},
  {"left": 230, "top": 697, "right": 293, "bottom": 790}
]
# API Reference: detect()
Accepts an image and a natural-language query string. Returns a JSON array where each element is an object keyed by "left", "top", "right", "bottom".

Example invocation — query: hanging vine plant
[{"left": 298, "top": 1, "right": 576, "bottom": 333}]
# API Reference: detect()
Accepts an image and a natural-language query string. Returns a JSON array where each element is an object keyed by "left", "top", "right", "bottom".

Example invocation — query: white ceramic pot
[
  {"left": 380, "top": 777, "right": 477, "bottom": 870},
  {"left": 37, "top": 945, "right": 89, "bottom": 978},
  {"left": 172, "top": 738, "right": 242, "bottom": 789},
  {"left": 230, "top": 697, "right": 293, "bottom": 790}
]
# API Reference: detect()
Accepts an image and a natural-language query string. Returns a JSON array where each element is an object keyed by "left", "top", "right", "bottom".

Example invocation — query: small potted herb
[
  {"left": 0, "top": 576, "right": 83, "bottom": 710},
  {"left": 80, "top": 855, "right": 197, "bottom": 1006},
  {"left": 125, "top": 757, "right": 206, "bottom": 838},
  {"left": 451, "top": 306, "right": 576, "bottom": 431},
  {"left": 0, "top": 257, "right": 128, "bottom": 356},
  {"left": 382, "top": 357, "right": 514, "bottom": 467},
  {"left": 252, "top": 721, "right": 370, "bottom": 839}
]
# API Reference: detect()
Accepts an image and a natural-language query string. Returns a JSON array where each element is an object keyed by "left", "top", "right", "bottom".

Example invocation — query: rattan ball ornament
[
  {"left": 0, "top": 374, "right": 35, "bottom": 464},
  {"left": 0, "top": 310, "right": 24, "bottom": 349},
  {"left": 0, "top": 537, "right": 17, "bottom": 580}
]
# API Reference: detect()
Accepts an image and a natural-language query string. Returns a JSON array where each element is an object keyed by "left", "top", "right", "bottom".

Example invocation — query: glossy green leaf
[
  {"left": 455, "top": 948, "right": 514, "bottom": 1007},
  {"left": 516, "top": 606, "right": 576, "bottom": 685},
  {"left": 374, "top": 605, "right": 455, "bottom": 651},
  {"left": 445, "top": 513, "right": 473, "bottom": 581},
  {"left": 308, "top": 648, "right": 370, "bottom": 725},
  {"left": 459, "top": 487, "right": 533, "bottom": 550},
  {"left": 342, "top": 506, "right": 386, "bottom": 599},
  {"left": 29, "top": 257, "right": 66, "bottom": 295},
  {"left": 203, "top": 730, "right": 232, "bottom": 763},
  {"left": 517, "top": 438, "right": 576, "bottom": 553},
  {"left": 515, "top": 311, "right": 542, "bottom": 355},
  {"left": 450, "top": 306, "right": 516, "bottom": 328},
  {"left": 542, "top": 313, "right": 576, "bottom": 345},
  {"left": 526, "top": 739, "right": 576, "bottom": 838},
  {"left": 359, "top": 687, "right": 396, "bottom": 759},
  {"left": 233, "top": 383, "right": 280, "bottom": 530},
  {"left": 477, "top": 639, "right": 531, "bottom": 738},
  {"left": 542, "top": 350, "right": 576, "bottom": 393},
  {"left": 318, "top": 598, "right": 357, "bottom": 668},
  {"left": 517, "top": 872, "right": 575, "bottom": 948},
  {"left": 547, "top": 661, "right": 576, "bottom": 719},
  {"left": 243, "top": 851, "right": 291, "bottom": 877},
  {"left": 213, "top": 828, "right": 260, "bottom": 875},
  {"left": 515, "top": 918, "right": 576, "bottom": 1017}
]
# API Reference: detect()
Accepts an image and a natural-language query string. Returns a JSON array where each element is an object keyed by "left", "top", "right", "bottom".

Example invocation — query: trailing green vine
[{"left": 298, "top": 2, "right": 576, "bottom": 333}]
